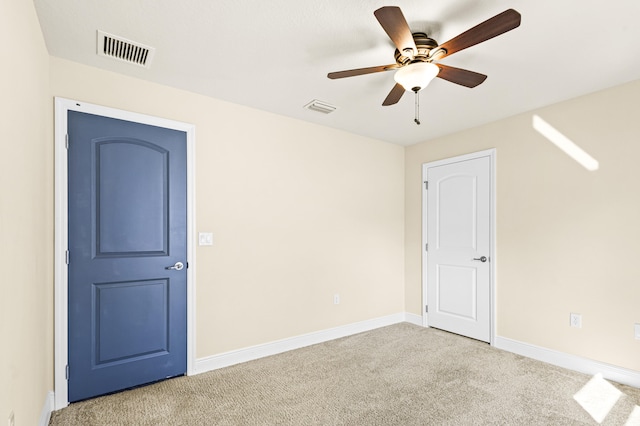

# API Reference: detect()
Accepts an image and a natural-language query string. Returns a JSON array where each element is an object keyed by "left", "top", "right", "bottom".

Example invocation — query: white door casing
[
  {"left": 422, "top": 149, "right": 495, "bottom": 343},
  {"left": 54, "top": 98, "right": 197, "bottom": 409}
]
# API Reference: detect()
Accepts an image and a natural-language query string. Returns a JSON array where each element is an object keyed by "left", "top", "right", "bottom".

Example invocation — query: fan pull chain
[{"left": 414, "top": 90, "right": 421, "bottom": 125}]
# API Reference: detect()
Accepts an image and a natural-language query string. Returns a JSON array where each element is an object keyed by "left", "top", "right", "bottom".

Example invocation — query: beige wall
[
  {"left": 0, "top": 0, "right": 53, "bottom": 424},
  {"left": 50, "top": 57, "right": 406, "bottom": 357},
  {"left": 405, "top": 79, "right": 640, "bottom": 372}
]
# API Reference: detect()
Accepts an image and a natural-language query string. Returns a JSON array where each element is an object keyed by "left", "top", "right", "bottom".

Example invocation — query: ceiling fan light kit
[{"left": 327, "top": 6, "right": 521, "bottom": 124}]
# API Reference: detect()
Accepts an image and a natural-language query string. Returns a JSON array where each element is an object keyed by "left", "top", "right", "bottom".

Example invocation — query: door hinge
[
  {"left": 425, "top": 243, "right": 428, "bottom": 252},
  {"left": 425, "top": 305, "right": 428, "bottom": 313},
  {"left": 65, "top": 134, "right": 69, "bottom": 150},
  {"left": 65, "top": 365, "right": 69, "bottom": 380},
  {"left": 424, "top": 181, "right": 428, "bottom": 190},
  {"left": 65, "top": 250, "right": 70, "bottom": 265}
]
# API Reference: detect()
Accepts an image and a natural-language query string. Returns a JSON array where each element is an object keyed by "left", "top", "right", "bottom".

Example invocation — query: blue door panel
[
  {"left": 96, "top": 139, "right": 168, "bottom": 255},
  {"left": 68, "top": 111, "right": 187, "bottom": 402},
  {"left": 94, "top": 279, "right": 169, "bottom": 364}
]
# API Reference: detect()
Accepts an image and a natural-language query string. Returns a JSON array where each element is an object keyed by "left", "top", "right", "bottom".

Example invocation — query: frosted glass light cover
[{"left": 394, "top": 62, "right": 440, "bottom": 91}]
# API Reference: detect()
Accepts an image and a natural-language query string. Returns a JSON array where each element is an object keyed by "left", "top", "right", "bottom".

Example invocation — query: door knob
[
  {"left": 165, "top": 261, "right": 184, "bottom": 271},
  {"left": 472, "top": 256, "right": 488, "bottom": 263}
]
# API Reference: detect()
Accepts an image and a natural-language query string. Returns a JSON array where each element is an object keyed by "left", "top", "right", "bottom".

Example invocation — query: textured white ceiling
[{"left": 33, "top": 0, "right": 640, "bottom": 145}]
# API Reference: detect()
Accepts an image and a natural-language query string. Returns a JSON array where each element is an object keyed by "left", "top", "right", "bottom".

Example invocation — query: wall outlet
[
  {"left": 570, "top": 313, "right": 582, "bottom": 328},
  {"left": 634, "top": 323, "right": 640, "bottom": 340},
  {"left": 333, "top": 294, "right": 340, "bottom": 305},
  {"left": 8, "top": 411, "right": 14, "bottom": 426}
]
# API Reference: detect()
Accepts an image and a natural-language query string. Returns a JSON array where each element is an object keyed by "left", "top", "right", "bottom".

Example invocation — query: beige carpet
[{"left": 50, "top": 323, "right": 640, "bottom": 425}]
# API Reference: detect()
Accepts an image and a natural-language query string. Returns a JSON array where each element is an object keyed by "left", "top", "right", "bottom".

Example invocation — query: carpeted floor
[{"left": 50, "top": 323, "right": 640, "bottom": 425}]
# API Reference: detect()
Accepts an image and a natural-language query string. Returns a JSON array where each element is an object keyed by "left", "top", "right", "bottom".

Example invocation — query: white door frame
[
  {"left": 53, "top": 98, "right": 197, "bottom": 409},
  {"left": 421, "top": 148, "right": 496, "bottom": 344}
]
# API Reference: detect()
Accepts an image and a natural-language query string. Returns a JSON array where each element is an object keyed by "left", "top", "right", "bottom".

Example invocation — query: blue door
[{"left": 68, "top": 111, "right": 187, "bottom": 402}]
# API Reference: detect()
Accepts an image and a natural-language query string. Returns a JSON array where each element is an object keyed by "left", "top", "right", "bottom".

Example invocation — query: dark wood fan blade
[
  {"left": 436, "top": 9, "right": 521, "bottom": 59},
  {"left": 436, "top": 64, "right": 487, "bottom": 88},
  {"left": 382, "top": 83, "right": 406, "bottom": 106},
  {"left": 327, "top": 64, "right": 399, "bottom": 79},
  {"left": 374, "top": 6, "right": 418, "bottom": 55}
]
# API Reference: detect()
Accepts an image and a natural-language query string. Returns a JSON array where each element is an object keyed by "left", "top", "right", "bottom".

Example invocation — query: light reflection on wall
[{"left": 532, "top": 114, "right": 599, "bottom": 171}]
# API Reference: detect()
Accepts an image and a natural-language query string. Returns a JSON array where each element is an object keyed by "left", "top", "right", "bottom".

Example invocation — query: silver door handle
[
  {"left": 165, "top": 261, "right": 184, "bottom": 271},
  {"left": 472, "top": 256, "right": 488, "bottom": 262}
]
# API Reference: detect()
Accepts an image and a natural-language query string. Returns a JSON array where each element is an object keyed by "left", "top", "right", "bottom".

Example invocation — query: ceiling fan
[{"left": 327, "top": 7, "right": 521, "bottom": 123}]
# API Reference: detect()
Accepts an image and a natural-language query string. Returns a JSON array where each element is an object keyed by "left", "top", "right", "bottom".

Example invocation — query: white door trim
[
  {"left": 53, "top": 98, "right": 197, "bottom": 409},
  {"left": 421, "top": 148, "right": 496, "bottom": 343}
]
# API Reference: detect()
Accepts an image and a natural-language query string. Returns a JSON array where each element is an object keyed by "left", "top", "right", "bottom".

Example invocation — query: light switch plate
[
  {"left": 634, "top": 323, "right": 640, "bottom": 340},
  {"left": 198, "top": 232, "right": 213, "bottom": 246}
]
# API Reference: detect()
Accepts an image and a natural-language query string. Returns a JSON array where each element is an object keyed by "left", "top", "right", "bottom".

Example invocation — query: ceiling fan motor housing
[{"left": 394, "top": 33, "right": 439, "bottom": 65}]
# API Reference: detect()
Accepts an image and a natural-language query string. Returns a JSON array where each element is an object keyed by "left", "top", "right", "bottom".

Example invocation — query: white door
[{"left": 424, "top": 152, "right": 493, "bottom": 342}]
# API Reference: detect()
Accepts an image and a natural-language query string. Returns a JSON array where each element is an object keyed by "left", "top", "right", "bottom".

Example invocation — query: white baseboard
[
  {"left": 39, "top": 391, "right": 54, "bottom": 426},
  {"left": 196, "top": 316, "right": 640, "bottom": 389},
  {"left": 494, "top": 336, "right": 640, "bottom": 388},
  {"left": 194, "top": 313, "right": 409, "bottom": 375},
  {"left": 404, "top": 312, "right": 423, "bottom": 326}
]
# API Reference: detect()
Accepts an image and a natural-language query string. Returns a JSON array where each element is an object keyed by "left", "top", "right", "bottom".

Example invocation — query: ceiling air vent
[
  {"left": 97, "top": 30, "right": 155, "bottom": 68},
  {"left": 304, "top": 100, "right": 337, "bottom": 114}
]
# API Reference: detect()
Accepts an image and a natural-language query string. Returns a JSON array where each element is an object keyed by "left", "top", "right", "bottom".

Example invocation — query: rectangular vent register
[{"left": 97, "top": 30, "right": 155, "bottom": 68}]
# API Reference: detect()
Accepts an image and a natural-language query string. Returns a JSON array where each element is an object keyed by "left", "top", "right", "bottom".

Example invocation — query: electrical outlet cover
[{"left": 570, "top": 313, "right": 582, "bottom": 328}]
